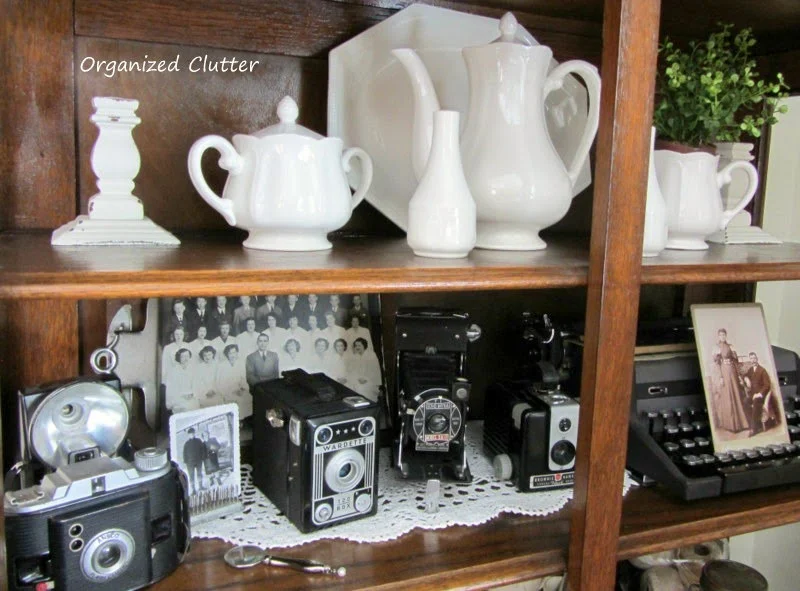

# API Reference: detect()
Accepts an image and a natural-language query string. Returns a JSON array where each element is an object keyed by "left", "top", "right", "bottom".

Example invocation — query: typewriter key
[
  {"left": 679, "top": 438, "right": 697, "bottom": 450},
  {"left": 680, "top": 454, "right": 703, "bottom": 476},
  {"left": 662, "top": 441, "right": 680, "bottom": 455},
  {"left": 679, "top": 423, "right": 694, "bottom": 434},
  {"left": 768, "top": 444, "right": 786, "bottom": 457},
  {"left": 730, "top": 450, "right": 747, "bottom": 463},
  {"left": 789, "top": 425, "right": 800, "bottom": 441},
  {"left": 714, "top": 452, "right": 733, "bottom": 465},
  {"left": 694, "top": 436, "right": 711, "bottom": 449},
  {"left": 744, "top": 449, "right": 760, "bottom": 461},
  {"left": 754, "top": 446, "right": 773, "bottom": 458},
  {"left": 784, "top": 443, "right": 798, "bottom": 455}
]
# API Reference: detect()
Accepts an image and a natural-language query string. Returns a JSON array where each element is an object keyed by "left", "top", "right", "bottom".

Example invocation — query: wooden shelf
[
  {"left": 3, "top": 233, "right": 800, "bottom": 300},
  {"left": 150, "top": 512, "right": 570, "bottom": 591},
  {"left": 619, "top": 485, "right": 800, "bottom": 560},
  {"left": 147, "top": 484, "right": 800, "bottom": 590},
  {"left": 641, "top": 242, "right": 800, "bottom": 284},
  {"left": 0, "top": 232, "right": 590, "bottom": 299}
]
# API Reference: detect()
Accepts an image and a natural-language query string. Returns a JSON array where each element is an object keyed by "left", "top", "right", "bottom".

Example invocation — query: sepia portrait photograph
[
  {"left": 169, "top": 403, "right": 241, "bottom": 520},
  {"left": 158, "top": 294, "right": 386, "bottom": 440},
  {"left": 691, "top": 303, "right": 790, "bottom": 453}
]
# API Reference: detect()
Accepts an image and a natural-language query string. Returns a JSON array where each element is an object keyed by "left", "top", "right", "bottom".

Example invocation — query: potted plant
[
  {"left": 651, "top": 24, "right": 789, "bottom": 250},
  {"left": 654, "top": 23, "right": 788, "bottom": 151}
]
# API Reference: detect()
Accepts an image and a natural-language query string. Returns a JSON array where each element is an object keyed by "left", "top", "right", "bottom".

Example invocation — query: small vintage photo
[
  {"left": 158, "top": 293, "right": 386, "bottom": 440},
  {"left": 691, "top": 303, "right": 790, "bottom": 453},
  {"left": 169, "top": 404, "right": 240, "bottom": 518}
]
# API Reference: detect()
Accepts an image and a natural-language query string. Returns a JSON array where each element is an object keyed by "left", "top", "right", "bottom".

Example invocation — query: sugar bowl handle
[
  {"left": 188, "top": 135, "right": 243, "bottom": 226},
  {"left": 342, "top": 147, "right": 374, "bottom": 210}
]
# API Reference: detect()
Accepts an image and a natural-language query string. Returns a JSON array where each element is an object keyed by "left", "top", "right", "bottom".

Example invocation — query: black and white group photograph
[
  {"left": 159, "top": 293, "right": 385, "bottom": 424},
  {"left": 169, "top": 404, "right": 241, "bottom": 518},
  {"left": 692, "top": 303, "right": 791, "bottom": 453}
]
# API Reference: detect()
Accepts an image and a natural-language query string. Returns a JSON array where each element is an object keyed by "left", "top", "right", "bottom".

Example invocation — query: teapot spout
[{"left": 392, "top": 48, "right": 441, "bottom": 182}]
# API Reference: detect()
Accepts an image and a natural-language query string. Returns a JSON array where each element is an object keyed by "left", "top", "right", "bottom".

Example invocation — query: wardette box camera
[
  {"left": 252, "top": 369, "right": 379, "bottom": 533},
  {"left": 393, "top": 308, "right": 480, "bottom": 482},
  {"left": 484, "top": 380, "right": 579, "bottom": 491}
]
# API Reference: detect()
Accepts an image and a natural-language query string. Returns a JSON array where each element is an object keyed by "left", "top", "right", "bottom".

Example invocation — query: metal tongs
[{"left": 224, "top": 545, "right": 347, "bottom": 577}]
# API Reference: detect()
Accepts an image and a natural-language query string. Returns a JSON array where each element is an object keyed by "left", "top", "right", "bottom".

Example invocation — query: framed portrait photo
[
  {"left": 169, "top": 403, "right": 241, "bottom": 523},
  {"left": 691, "top": 303, "right": 790, "bottom": 453}
]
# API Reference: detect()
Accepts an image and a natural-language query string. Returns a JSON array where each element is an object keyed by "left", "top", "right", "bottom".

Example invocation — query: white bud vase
[
  {"left": 407, "top": 110, "right": 476, "bottom": 258},
  {"left": 642, "top": 127, "right": 668, "bottom": 257}
]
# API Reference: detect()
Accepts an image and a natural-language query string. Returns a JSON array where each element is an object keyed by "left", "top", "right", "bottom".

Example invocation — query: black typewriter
[{"left": 627, "top": 345, "right": 800, "bottom": 500}]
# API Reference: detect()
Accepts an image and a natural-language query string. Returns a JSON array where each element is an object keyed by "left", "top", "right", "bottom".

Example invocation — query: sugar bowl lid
[{"left": 252, "top": 96, "right": 323, "bottom": 140}]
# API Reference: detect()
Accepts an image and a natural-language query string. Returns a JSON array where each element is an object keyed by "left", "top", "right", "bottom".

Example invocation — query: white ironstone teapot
[{"left": 188, "top": 96, "right": 373, "bottom": 251}]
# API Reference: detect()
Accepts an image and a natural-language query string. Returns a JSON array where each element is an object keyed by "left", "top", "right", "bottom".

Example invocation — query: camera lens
[
  {"left": 81, "top": 529, "right": 135, "bottom": 583},
  {"left": 70, "top": 524, "right": 83, "bottom": 537},
  {"left": 70, "top": 539, "right": 84, "bottom": 552},
  {"left": 96, "top": 544, "right": 122, "bottom": 569},
  {"left": 316, "top": 426, "right": 333, "bottom": 445},
  {"left": 550, "top": 440, "right": 576, "bottom": 467},
  {"left": 427, "top": 413, "right": 449, "bottom": 434},
  {"left": 325, "top": 449, "right": 366, "bottom": 493}
]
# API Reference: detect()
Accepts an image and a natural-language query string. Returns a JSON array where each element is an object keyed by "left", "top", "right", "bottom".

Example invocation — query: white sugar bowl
[{"left": 188, "top": 96, "right": 373, "bottom": 251}]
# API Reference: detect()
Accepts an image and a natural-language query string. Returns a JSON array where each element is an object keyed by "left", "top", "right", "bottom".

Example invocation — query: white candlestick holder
[{"left": 52, "top": 97, "right": 180, "bottom": 246}]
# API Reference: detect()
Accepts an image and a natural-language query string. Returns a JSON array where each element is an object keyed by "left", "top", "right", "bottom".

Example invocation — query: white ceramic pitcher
[{"left": 654, "top": 150, "right": 758, "bottom": 250}]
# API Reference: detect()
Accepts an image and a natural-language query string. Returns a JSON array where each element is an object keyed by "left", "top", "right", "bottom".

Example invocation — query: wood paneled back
[{"left": 71, "top": 0, "right": 602, "bottom": 235}]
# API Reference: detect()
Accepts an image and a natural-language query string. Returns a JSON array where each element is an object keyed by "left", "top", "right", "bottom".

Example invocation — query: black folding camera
[
  {"left": 5, "top": 377, "right": 189, "bottom": 590},
  {"left": 252, "top": 369, "right": 379, "bottom": 533},
  {"left": 484, "top": 379, "right": 579, "bottom": 491},
  {"left": 393, "top": 308, "right": 480, "bottom": 482}
]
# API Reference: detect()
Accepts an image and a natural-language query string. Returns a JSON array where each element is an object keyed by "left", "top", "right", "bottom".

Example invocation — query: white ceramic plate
[{"left": 328, "top": 4, "right": 592, "bottom": 232}]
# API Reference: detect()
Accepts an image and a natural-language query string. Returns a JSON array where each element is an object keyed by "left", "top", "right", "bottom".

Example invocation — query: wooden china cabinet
[{"left": 2, "top": 1, "right": 800, "bottom": 589}]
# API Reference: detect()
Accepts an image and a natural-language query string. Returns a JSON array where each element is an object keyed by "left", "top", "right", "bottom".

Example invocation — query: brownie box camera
[
  {"left": 484, "top": 380, "right": 579, "bottom": 491},
  {"left": 252, "top": 369, "right": 379, "bottom": 533}
]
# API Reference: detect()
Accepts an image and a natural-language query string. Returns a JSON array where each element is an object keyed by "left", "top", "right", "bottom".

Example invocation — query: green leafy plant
[{"left": 654, "top": 23, "right": 789, "bottom": 148}]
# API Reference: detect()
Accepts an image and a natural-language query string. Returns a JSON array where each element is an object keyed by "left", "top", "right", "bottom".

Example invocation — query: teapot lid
[
  {"left": 491, "top": 13, "right": 533, "bottom": 46},
  {"left": 252, "top": 96, "right": 323, "bottom": 140}
]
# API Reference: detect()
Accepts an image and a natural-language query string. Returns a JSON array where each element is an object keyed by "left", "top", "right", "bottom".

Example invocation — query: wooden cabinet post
[{"left": 567, "top": 0, "right": 661, "bottom": 588}]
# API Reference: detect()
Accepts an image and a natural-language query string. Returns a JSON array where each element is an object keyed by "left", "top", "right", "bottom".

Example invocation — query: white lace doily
[{"left": 194, "top": 422, "right": 636, "bottom": 548}]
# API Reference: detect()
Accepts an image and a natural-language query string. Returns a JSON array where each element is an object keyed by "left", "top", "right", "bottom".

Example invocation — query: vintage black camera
[
  {"left": 484, "top": 379, "right": 580, "bottom": 491},
  {"left": 252, "top": 369, "right": 379, "bottom": 533},
  {"left": 519, "top": 311, "right": 582, "bottom": 394},
  {"left": 393, "top": 308, "right": 480, "bottom": 481},
  {"left": 5, "top": 377, "right": 189, "bottom": 590}
]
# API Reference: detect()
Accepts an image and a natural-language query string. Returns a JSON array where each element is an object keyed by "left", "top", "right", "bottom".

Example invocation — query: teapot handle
[
  {"left": 717, "top": 160, "right": 759, "bottom": 230},
  {"left": 342, "top": 147, "right": 374, "bottom": 210},
  {"left": 543, "top": 60, "right": 601, "bottom": 189},
  {"left": 187, "top": 135, "right": 243, "bottom": 226}
]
